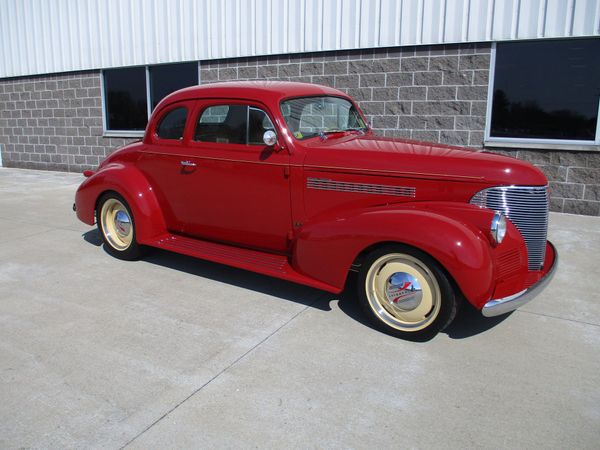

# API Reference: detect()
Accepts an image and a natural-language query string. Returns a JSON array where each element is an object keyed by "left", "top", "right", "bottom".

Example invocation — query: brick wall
[
  {"left": 0, "top": 72, "right": 132, "bottom": 173},
  {"left": 0, "top": 43, "right": 599, "bottom": 216},
  {"left": 201, "top": 44, "right": 490, "bottom": 147}
]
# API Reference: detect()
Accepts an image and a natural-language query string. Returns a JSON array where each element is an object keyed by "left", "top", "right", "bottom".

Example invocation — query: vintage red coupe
[{"left": 75, "top": 81, "right": 557, "bottom": 340}]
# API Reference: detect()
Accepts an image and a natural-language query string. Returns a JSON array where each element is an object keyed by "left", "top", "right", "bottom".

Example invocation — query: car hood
[{"left": 300, "top": 135, "right": 547, "bottom": 186}]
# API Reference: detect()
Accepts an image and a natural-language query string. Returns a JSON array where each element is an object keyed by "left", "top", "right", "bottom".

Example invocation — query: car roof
[{"left": 154, "top": 81, "right": 350, "bottom": 111}]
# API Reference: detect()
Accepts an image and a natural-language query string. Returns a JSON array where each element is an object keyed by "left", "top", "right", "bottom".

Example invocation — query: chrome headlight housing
[{"left": 490, "top": 211, "right": 507, "bottom": 245}]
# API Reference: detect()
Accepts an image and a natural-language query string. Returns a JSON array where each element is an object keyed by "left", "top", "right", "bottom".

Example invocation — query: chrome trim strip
[
  {"left": 307, "top": 177, "right": 416, "bottom": 198},
  {"left": 482, "top": 242, "right": 558, "bottom": 317},
  {"left": 305, "top": 165, "right": 484, "bottom": 181},
  {"left": 138, "top": 150, "right": 289, "bottom": 167}
]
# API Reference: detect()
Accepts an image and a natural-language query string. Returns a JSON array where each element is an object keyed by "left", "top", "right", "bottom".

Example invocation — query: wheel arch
[
  {"left": 350, "top": 240, "right": 466, "bottom": 302},
  {"left": 75, "top": 163, "right": 167, "bottom": 243},
  {"left": 292, "top": 203, "right": 497, "bottom": 308},
  {"left": 94, "top": 188, "right": 122, "bottom": 211}
]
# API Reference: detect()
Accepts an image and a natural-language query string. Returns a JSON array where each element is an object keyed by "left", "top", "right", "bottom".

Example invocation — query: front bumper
[{"left": 482, "top": 242, "right": 558, "bottom": 317}]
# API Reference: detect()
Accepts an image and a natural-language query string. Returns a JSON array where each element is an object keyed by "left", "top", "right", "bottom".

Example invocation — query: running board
[{"left": 148, "top": 234, "right": 341, "bottom": 293}]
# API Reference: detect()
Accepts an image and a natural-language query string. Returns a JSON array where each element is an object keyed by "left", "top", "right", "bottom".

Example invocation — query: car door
[
  {"left": 140, "top": 99, "right": 292, "bottom": 253},
  {"left": 183, "top": 100, "right": 292, "bottom": 252},
  {"left": 137, "top": 101, "right": 196, "bottom": 234}
]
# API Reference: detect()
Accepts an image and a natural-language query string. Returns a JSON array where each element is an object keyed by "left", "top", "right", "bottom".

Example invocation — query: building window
[
  {"left": 488, "top": 38, "right": 600, "bottom": 145},
  {"left": 102, "top": 62, "right": 199, "bottom": 134},
  {"left": 103, "top": 67, "right": 148, "bottom": 131},
  {"left": 149, "top": 62, "right": 198, "bottom": 110}
]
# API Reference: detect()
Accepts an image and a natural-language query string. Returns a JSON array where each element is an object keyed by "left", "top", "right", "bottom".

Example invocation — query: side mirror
[{"left": 263, "top": 130, "right": 277, "bottom": 147}]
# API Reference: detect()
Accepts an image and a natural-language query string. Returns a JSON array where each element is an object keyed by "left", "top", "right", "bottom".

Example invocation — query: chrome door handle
[{"left": 180, "top": 160, "right": 196, "bottom": 167}]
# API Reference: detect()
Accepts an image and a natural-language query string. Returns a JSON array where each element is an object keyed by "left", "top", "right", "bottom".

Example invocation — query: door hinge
[{"left": 283, "top": 166, "right": 290, "bottom": 178}]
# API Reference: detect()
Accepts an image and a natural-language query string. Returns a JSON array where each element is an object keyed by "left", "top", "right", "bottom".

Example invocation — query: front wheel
[
  {"left": 357, "top": 245, "right": 458, "bottom": 341},
  {"left": 96, "top": 193, "right": 142, "bottom": 260}
]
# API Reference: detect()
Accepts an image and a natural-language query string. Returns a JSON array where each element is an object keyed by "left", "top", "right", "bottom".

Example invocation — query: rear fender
[
  {"left": 293, "top": 202, "right": 499, "bottom": 307},
  {"left": 74, "top": 163, "right": 167, "bottom": 243}
]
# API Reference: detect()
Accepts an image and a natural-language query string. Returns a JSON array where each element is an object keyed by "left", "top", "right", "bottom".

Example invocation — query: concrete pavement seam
[
  {"left": 518, "top": 309, "right": 600, "bottom": 328},
  {"left": 0, "top": 228, "right": 56, "bottom": 245},
  {"left": 119, "top": 294, "right": 327, "bottom": 449},
  {"left": 0, "top": 216, "right": 93, "bottom": 235}
]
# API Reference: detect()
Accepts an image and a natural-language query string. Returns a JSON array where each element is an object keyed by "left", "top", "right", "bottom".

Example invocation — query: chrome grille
[{"left": 471, "top": 186, "right": 549, "bottom": 271}]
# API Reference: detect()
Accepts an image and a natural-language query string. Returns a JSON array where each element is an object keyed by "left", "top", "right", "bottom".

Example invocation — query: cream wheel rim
[
  {"left": 365, "top": 253, "right": 441, "bottom": 332},
  {"left": 100, "top": 198, "right": 133, "bottom": 251}
]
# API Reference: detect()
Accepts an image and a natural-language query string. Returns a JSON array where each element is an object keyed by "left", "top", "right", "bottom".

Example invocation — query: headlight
[{"left": 490, "top": 211, "right": 506, "bottom": 245}]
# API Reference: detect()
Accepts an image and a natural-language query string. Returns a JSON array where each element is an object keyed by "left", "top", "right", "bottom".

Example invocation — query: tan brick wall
[{"left": 0, "top": 72, "right": 134, "bottom": 173}]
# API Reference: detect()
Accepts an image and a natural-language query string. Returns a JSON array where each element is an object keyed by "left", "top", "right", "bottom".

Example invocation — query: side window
[
  {"left": 195, "top": 105, "right": 247, "bottom": 144},
  {"left": 156, "top": 107, "right": 188, "bottom": 140},
  {"left": 194, "top": 104, "right": 274, "bottom": 145},
  {"left": 248, "top": 107, "right": 275, "bottom": 145}
]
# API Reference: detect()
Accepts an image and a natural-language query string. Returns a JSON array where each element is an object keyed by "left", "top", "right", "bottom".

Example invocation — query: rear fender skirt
[
  {"left": 293, "top": 203, "right": 498, "bottom": 307},
  {"left": 74, "top": 163, "right": 167, "bottom": 243}
]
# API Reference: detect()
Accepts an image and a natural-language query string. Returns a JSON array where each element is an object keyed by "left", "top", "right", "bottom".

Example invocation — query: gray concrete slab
[{"left": 0, "top": 167, "right": 599, "bottom": 449}]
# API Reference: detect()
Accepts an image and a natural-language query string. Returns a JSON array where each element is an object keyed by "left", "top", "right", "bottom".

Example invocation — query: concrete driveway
[{"left": 0, "top": 167, "right": 599, "bottom": 449}]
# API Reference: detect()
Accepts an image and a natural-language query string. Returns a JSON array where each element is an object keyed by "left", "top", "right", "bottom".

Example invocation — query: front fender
[
  {"left": 293, "top": 202, "right": 499, "bottom": 307},
  {"left": 74, "top": 163, "right": 167, "bottom": 243}
]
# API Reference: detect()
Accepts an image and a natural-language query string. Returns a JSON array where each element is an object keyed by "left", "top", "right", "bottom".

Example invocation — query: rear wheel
[
  {"left": 357, "top": 245, "right": 457, "bottom": 340},
  {"left": 96, "top": 193, "right": 141, "bottom": 260}
]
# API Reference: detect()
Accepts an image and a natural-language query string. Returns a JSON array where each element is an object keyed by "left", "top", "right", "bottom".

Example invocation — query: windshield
[{"left": 280, "top": 96, "right": 367, "bottom": 140}]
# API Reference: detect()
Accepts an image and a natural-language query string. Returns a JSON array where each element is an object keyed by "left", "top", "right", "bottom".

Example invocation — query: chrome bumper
[{"left": 482, "top": 242, "right": 558, "bottom": 317}]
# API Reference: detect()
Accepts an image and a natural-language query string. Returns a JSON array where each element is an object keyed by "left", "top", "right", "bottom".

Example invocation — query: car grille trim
[
  {"left": 307, "top": 177, "right": 416, "bottom": 198},
  {"left": 470, "top": 185, "right": 549, "bottom": 271}
]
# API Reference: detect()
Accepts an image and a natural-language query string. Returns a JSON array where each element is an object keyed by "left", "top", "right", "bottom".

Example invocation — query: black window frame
[{"left": 485, "top": 38, "right": 600, "bottom": 149}]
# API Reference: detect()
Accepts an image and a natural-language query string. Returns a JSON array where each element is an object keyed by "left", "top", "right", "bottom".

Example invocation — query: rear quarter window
[{"left": 156, "top": 107, "right": 188, "bottom": 140}]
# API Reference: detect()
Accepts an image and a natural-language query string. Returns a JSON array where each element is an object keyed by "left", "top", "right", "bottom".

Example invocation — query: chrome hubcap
[
  {"left": 385, "top": 272, "right": 423, "bottom": 313},
  {"left": 100, "top": 198, "right": 133, "bottom": 251},
  {"left": 114, "top": 210, "right": 131, "bottom": 237},
  {"left": 365, "top": 253, "right": 441, "bottom": 332}
]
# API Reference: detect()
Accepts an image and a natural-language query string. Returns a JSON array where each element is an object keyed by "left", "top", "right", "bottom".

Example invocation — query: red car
[{"left": 75, "top": 81, "right": 557, "bottom": 340}]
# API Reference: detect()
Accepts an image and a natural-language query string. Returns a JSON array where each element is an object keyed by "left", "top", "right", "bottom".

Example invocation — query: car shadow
[
  {"left": 83, "top": 229, "right": 103, "bottom": 246},
  {"left": 443, "top": 303, "right": 511, "bottom": 339},
  {"left": 336, "top": 273, "right": 511, "bottom": 340},
  {"left": 82, "top": 229, "right": 512, "bottom": 337},
  {"left": 82, "top": 229, "right": 333, "bottom": 311}
]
